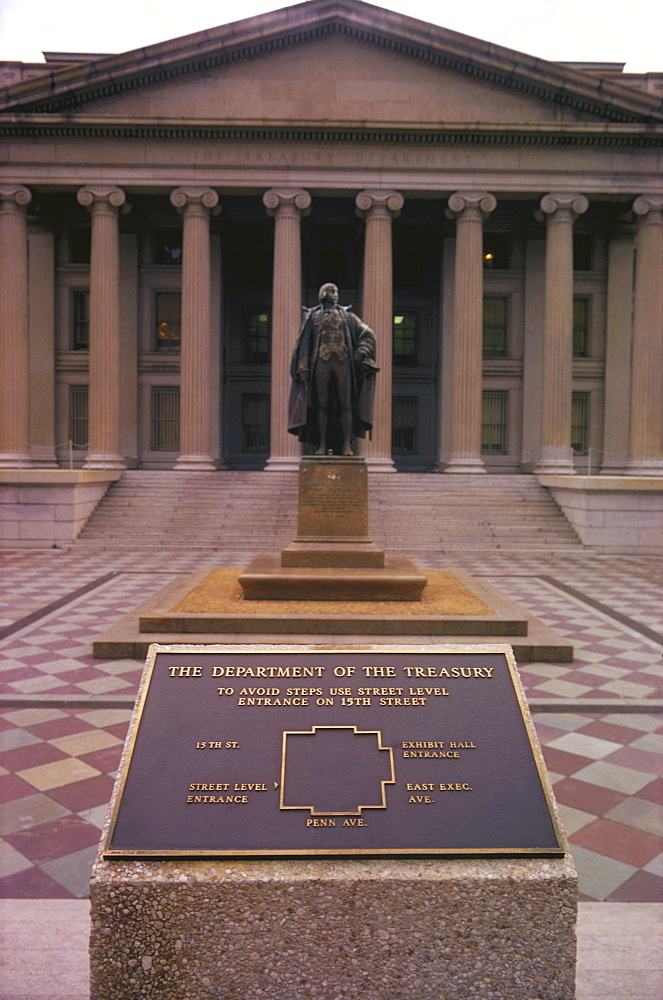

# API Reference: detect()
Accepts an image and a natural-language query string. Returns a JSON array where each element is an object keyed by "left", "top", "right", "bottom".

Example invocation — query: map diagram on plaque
[{"left": 280, "top": 726, "right": 395, "bottom": 816}]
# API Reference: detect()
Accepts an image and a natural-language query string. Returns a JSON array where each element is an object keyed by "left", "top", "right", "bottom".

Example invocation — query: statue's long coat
[{"left": 287, "top": 305, "right": 378, "bottom": 451}]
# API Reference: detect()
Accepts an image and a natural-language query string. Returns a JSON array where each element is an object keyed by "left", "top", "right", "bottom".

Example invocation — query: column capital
[
  {"left": 355, "top": 189, "right": 404, "bottom": 220},
  {"left": 447, "top": 191, "right": 496, "bottom": 221},
  {"left": 633, "top": 195, "right": 663, "bottom": 221},
  {"left": 77, "top": 185, "right": 126, "bottom": 212},
  {"left": 539, "top": 192, "right": 589, "bottom": 221},
  {"left": 0, "top": 185, "right": 31, "bottom": 210},
  {"left": 263, "top": 188, "right": 311, "bottom": 218},
  {"left": 170, "top": 186, "right": 220, "bottom": 215}
]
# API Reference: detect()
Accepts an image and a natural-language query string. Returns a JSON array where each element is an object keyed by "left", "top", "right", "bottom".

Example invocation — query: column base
[
  {"left": 0, "top": 453, "right": 32, "bottom": 469},
  {"left": 174, "top": 455, "right": 218, "bottom": 472},
  {"left": 265, "top": 455, "right": 301, "bottom": 472},
  {"left": 364, "top": 455, "right": 397, "bottom": 472},
  {"left": 84, "top": 454, "right": 126, "bottom": 470},
  {"left": 623, "top": 457, "right": 663, "bottom": 476},
  {"left": 443, "top": 457, "right": 487, "bottom": 474}
]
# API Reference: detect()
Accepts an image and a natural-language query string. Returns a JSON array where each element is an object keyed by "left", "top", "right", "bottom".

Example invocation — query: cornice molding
[{"left": 2, "top": 119, "right": 663, "bottom": 149}]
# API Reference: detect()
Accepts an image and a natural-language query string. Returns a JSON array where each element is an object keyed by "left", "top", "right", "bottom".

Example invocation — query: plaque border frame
[{"left": 102, "top": 643, "right": 566, "bottom": 858}]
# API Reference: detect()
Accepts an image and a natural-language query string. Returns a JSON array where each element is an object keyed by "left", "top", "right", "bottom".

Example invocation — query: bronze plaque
[
  {"left": 297, "top": 456, "right": 369, "bottom": 538},
  {"left": 104, "top": 645, "right": 564, "bottom": 858}
]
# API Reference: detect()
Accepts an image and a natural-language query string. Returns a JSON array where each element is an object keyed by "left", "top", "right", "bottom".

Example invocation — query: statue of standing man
[{"left": 288, "top": 283, "right": 379, "bottom": 456}]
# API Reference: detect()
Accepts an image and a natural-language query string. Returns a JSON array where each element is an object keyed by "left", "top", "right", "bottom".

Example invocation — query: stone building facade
[{"left": 1, "top": 0, "right": 662, "bottom": 480}]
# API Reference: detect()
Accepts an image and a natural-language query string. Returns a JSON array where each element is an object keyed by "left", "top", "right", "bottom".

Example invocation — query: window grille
[
  {"left": 69, "top": 385, "right": 89, "bottom": 447},
  {"left": 393, "top": 313, "right": 417, "bottom": 365},
  {"left": 573, "top": 297, "right": 589, "bottom": 357},
  {"left": 155, "top": 292, "right": 181, "bottom": 352},
  {"left": 151, "top": 387, "right": 180, "bottom": 451},
  {"left": 481, "top": 390, "right": 508, "bottom": 454},
  {"left": 241, "top": 393, "right": 270, "bottom": 453},
  {"left": 571, "top": 392, "right": 590, "bottom": 454},
  {"left": 72, "top": 290, "right": 89, "bottom": 350},
  {"left": 482, "top": 297, "right": 507, "bottom": 357},
  {"left": 392, "top": 396, "right": 417, "bottom": 455},
  {"left": 246, "top": 311, "right": 270, "bottom": 363}
]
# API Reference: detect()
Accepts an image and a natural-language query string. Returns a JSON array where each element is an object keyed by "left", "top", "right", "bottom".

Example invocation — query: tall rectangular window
[
  {"left": 241, "top": 393, "right": 270, "bottom": 453},
  {"left": 392, "top": 396, "right": 417, "bottom": 455},
  {"left": 152, "top": 229, "right": 182, "bottom": 265},
  {"left": 393, "top": 313, "right": 417, "bottom": 365},
  {"left": 69, "top": 227, "right": 90, "bottom": 264},
  {"left": 151, "top": 386, "right": 180, "bottom": 451},
  {"left": 246, "top": 311, "right": 270, "bottom": 363},
  {"left": 481, "top": 390, "right": 508, "bottom": 454},
  {"left": 573, "top": 297, "right": 590, "bottom": 357},
  {"left": 71, "top": 290, "right": 90, "bottom": 350},
  {"left": 155, "top": 292, "right": 181, "bottom": 352},
  {"left": 482, "top": 297, "right": 507, "bottom": 357},
  {"left": 571, "top": 392, "right": 590, "bottom": 454},
  {"left": 69, "top": 385, "right": 89, "bottom": 448}
]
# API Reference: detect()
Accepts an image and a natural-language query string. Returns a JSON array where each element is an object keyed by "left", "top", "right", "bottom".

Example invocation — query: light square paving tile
[
  {"left": 0, "top": 793, "right": 71, "bottom": 837},
  {"left": 605, "top": 798, "right": 663, "bottom": 837},
  {"left": 632, "top": 732, "right": 663, "bottom": 754},
  {"left": 17, "top": 758, "right": 101, "bottom": 793},
  {"left": 1, "top": 709, "right": 67, "bottom": 727},
  {"left": 643, "top": 851, "right": 663, "bottom": 878},
  {"left": 74, "top": 676, "right": 133, "bottom": 694},
  {"left": 577, "top": 663, "right": 630, "bottom": 680},
  {"left": 48, "top": 730, "right": 121, "bottom": 757},
  {"left": 568, "top": 844, "right": 637, "bottom": 900},
  {"left": 41, "top": 843, "right": 99, "bottom": 899},
  {"left": 573, "top": 761, "right": 654, "bottom": 796},
  {"left": 547, "top": 733, "right": 624, "bottom": 760},
  {"left": 79, "top": 804, "right": 110, "bottom": 830},
  {"left": 76, "top": 709, "right": 133, "bottom": 728},
  {"left": 520, "top": 663, "right": 571, "bottom": 679},
  {"left": 0, "top": 839, "right": 32, "bottom": 878},
  {"left": 535, "top": 678, "right": 595, "bottom": 698},
  {"left": 601, "top": 679, "right": 657, "bottom": 698},
  {"left": 8, "top": 676, "right": 67, "bottom": 694},
  {"left": 557, "top": 803, "right": 596, "bottom": 836},
  {"left": 531, "top": 713, "right": 594, "bottom": 731},
  {"left": 0, "top": 728, "right": 42, "bottom": 752}
]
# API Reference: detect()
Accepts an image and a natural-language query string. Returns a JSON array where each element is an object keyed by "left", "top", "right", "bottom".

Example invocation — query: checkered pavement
[{"left": 0, "top": 547, "right": 661, "bottom": 902}]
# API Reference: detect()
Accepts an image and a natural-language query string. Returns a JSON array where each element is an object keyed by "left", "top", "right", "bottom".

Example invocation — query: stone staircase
[{"left": 74, "top": 470, "right": 582, "bottom": 555}]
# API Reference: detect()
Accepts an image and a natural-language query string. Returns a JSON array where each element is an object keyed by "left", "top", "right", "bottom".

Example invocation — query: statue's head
[{"left": 318, "top": 282, "right": 339, "bottom": 305}]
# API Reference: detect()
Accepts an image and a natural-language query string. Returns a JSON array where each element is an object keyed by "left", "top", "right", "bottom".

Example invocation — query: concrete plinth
[
  {"left": 90, "top": 853, "right": 577, "bottom": 1000},
  {"left": 240, "top": 553, "right": 426, "bottom": 600}
]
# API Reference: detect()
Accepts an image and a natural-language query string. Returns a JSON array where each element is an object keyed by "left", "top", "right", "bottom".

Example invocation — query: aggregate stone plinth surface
[{"left": 90, "top": 854, "right": 578, "bottom": 1000}]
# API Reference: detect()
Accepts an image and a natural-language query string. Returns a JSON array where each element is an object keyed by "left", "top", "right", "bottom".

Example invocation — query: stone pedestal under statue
[{"left": 239, "top": 455, "right": 427, "bottom": 600}]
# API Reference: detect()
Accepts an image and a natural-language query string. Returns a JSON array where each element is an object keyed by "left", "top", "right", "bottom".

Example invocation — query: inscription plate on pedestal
[
  {"left": 104, "top": 645, "right": 564, "bottom": 858},
  {"left": 297, "top": 456, "right": 368, "bottom": 538}
]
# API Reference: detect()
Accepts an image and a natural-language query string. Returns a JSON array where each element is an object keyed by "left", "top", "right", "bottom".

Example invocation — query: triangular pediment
[{"left": 2, "top": 0, "right": 662, "bottom": 126}]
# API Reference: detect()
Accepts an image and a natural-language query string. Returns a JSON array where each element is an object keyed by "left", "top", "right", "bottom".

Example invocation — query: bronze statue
[{"left": 288, "top": 283, "right": 379, "bottom": 456}]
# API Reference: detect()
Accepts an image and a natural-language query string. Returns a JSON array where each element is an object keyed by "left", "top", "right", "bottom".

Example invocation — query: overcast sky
[{"left": 1, "top": 0, "right": 661, "bottom": 72}]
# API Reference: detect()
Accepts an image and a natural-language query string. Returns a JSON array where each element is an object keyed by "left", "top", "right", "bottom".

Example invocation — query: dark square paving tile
[
  {"left": 571, "top": 817, "right": 663, "bottom": 868},
  {"left": 604, "top": 745, "right": 662, "bottom": 775},
  {"left": 0, "top": 741, "right": 68, "bottom": 771},
  {"left": 0, "top": 772, "right": 38, "bottom": 803},
  {"left": 106, "top": 721, "right": 131, "bottom": 739},
  {"left": 540, "top": 745, "right": 590, "bottom": 776},
  {"left": 0, "top": 865, "right": 72, "bottom": 899},
  {"left": 79, "top": 744, "right": 123, "bottom": 773},
  {"left": 578, "top": 719, "right": 647, "bottom": 744},
  {"left": 553, "top": 776, "right": 627, "bottom": 816},
  {"left": 637, "top": 777, "right": 663, "bottom": 805},
  {"left": 27, "top": 715, "right": 93, "bottom": 740},
  {"left": 55, "top": 666, "right": 106, "bottom": 683},
  {"left": 608, "top": 869, "right": 663, "bottom": 902},
  {"left": 0, "top": 666, "right": 40, "bottom": 683},
  {"left": 4, "top": 815, "right": 101, "bottom": 865},
  {"left": 47, "top": 774, "right": 115, "bottom": 812}
]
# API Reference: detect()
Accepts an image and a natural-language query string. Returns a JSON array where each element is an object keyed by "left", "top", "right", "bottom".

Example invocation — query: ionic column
[
  {"left": 0, "top": 185, "right": 32, "bottom": 467},
  {"left": 628, "top": 196, "right": 663, "bottom": 474},
  {"left": 77, "top": 185, "right": 126, "bottom": 469},
  {"left": 355, "top": 189, "right": 404, "bottom": 471},
  {"left": 536, "top": 192, "right": 588, "bottom": 475},
  {"left": 263, "top": 188, "right": 311, "bottom": 471},
  {"left": 444, "top": 191, "right": 496, "bottom": 473},
  {"left": 170, "top": 187, "right": 219, "bottom": 471}
]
